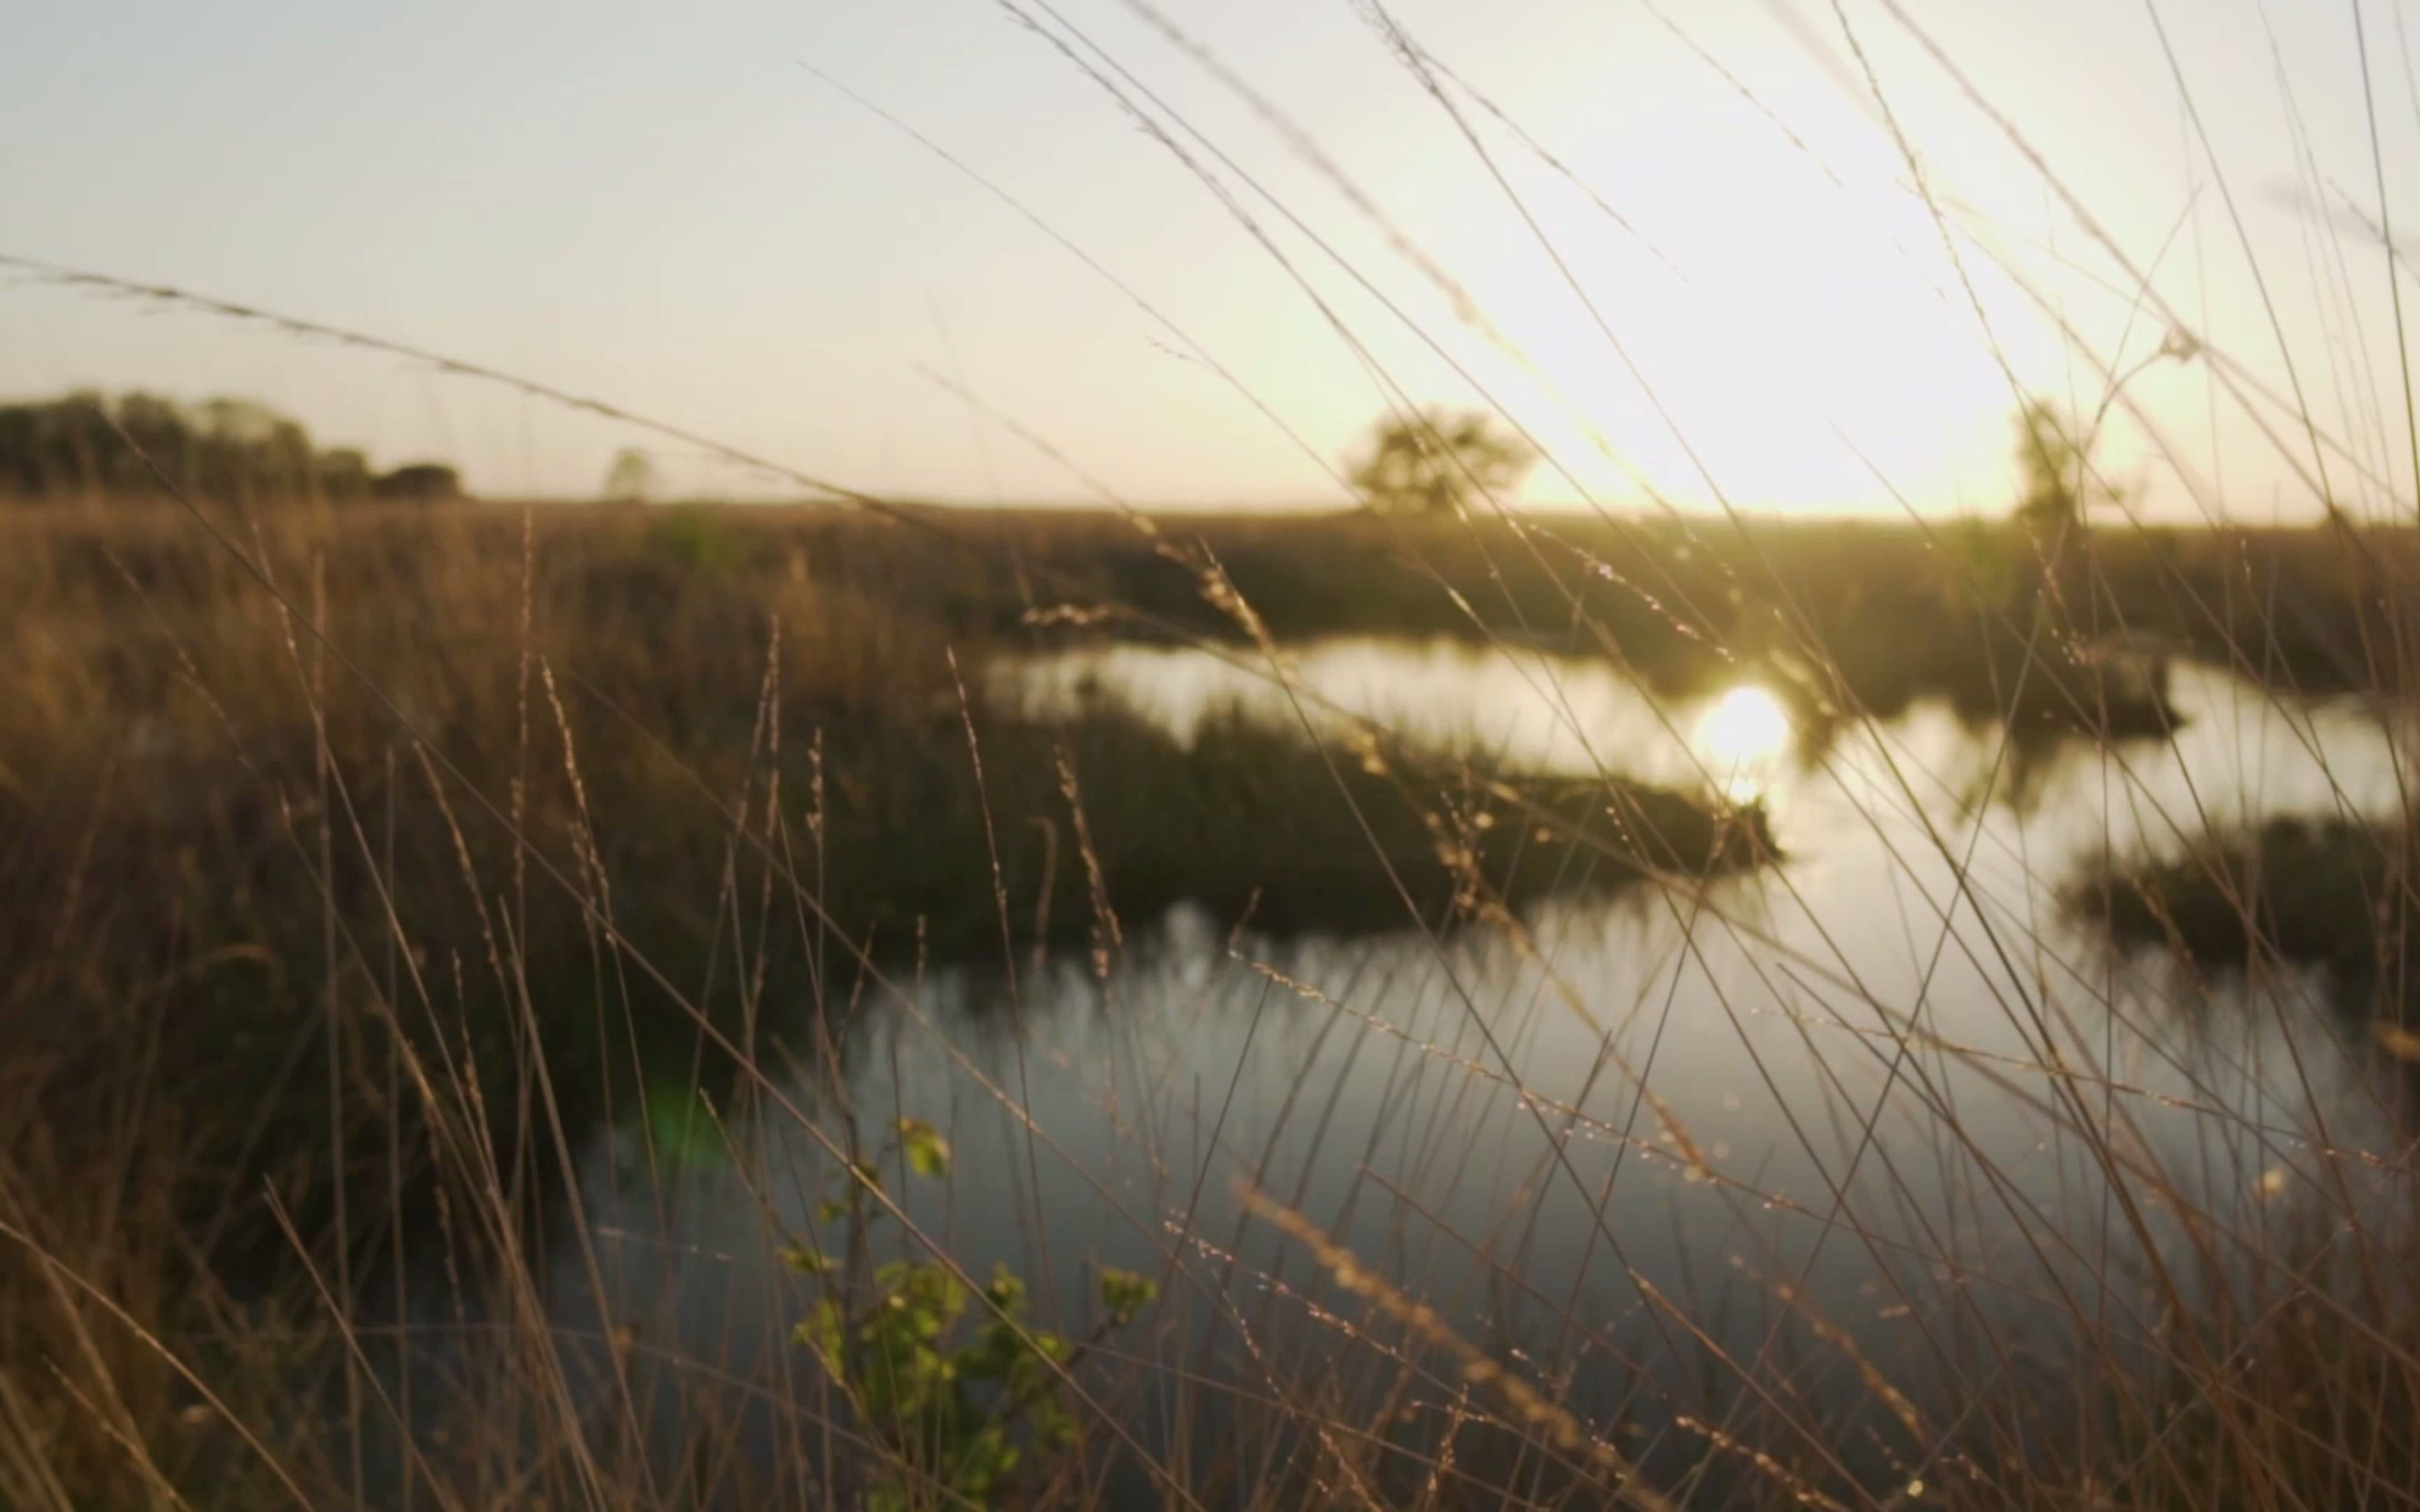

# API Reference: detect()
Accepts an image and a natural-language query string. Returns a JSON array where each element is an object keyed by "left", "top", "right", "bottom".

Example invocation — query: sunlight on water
[
  {"left": 1692, "top": 684, "right": 1791, "bottom": 797},
  {"left": 573, "top": 648, "right": 2418, "bottom": 1499}
]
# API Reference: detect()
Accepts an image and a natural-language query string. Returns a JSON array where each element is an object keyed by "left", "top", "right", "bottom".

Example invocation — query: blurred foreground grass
[{"left": 2, "top": 498, "right": 2418, "bottom": 1508}]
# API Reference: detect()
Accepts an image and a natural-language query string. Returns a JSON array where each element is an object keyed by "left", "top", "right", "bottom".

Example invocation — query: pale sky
[{"left": 4, "top": 0, "right": 2416, "bottom": 521}]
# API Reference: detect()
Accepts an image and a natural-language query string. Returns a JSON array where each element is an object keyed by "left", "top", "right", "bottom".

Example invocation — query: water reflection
[
  {"left": 996, "top": 636, "right": 2216, "bottom": 821},
  {"left": 538, "top": 640, "right": 2420, "bottom": 1503},
  {"left": 1693, "top": 683, "right": 1793, "bottom": 798}
]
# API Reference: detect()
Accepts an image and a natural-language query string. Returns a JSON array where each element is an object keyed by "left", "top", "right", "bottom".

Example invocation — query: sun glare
[
  {"left": 1695, "top": 684, "right": 1793, "bottom": 797},
  {"left": 1431, "top": 87, "right": 2037, "bottom": 514}
]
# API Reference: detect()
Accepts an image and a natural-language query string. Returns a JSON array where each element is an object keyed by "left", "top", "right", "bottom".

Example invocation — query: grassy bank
[
  {"left": 583, "top": 500, "right": 2402, "bottom": 711},
  {"left": 36, "top": 496, "right": 2407, "bottom": 726},
  {"left": 0, "top": 503, "right": 1768, "bottom": 976},
  {"left": 2068, "top": 814, "right": 2418, "bottom": 984},
  {"left": 0, "top": 501, "right": 1781, "bottom": 1507}
]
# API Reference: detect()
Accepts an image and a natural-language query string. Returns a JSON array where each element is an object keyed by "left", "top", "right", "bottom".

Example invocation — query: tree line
[
  {"left": 0, "top": 391, "right": 461, "bottom": 503},
  {"left": 1346, "top": 399, "right": 2106, "bottom": 527}
]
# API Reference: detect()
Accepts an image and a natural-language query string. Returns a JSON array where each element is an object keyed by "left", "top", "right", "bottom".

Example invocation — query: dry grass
[
  {"left": 11, "top": 40, "right": 2420, "bottom": 1485},
  {"left": 513, "top": 500, "right": 2411, "bottom": 709},
  {"left": 0, "top": 489, "right": 2416, "bottom": 1509},
  {"left": 0, "top": 498, "right": 1807, "bottom": 1510}
]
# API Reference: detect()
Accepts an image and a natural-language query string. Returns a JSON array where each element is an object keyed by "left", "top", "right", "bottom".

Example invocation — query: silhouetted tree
[
  {"left": 2014, "top": 400, "right": 2092, "bottom": 538},
  {"left": 316, "top": 447, "right": 373, "bottom": 502},
  {"left": 604, "top": 447, "right": 660, "bottom": 505},
  {"left": 0, "top": 390, "right": 440, "bottom": 505},
  {"left": 370, "top": 463, "right": 463, "bottom": 503},
  {"left": 2009, "top": 400, "right": 2113, "bottom": 622},
  {"left": 0, "top": 391, "right": 177, "bottom": 497},
  {"left": 1349, "top": 407, "right": 1536, "bottom": 516},
  {"left": 188, "top": 397, "right": 317, "bottom": 498}
]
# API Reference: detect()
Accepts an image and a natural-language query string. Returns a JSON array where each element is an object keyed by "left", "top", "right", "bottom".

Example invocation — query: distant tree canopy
[
  {"left": 2011, "top": 398, "right": 2116, "bottom": 537},
  {"left": 603, "top": 447, "right": 660, "bottom": 505},
  {"left": 0, "top": 390, "right": 462, "bottom": 503},
  {"left": 2004, "top": 398, "right": 2121, "bottom": 624},
  {"left": 1349, "top": 407, "right": 1536, "bottom": 515},
  {"left": 368, "top": 463, "right": 463, "bottom": 503}
]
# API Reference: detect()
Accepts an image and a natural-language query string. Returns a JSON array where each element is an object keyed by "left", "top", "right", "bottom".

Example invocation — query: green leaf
[
  {"left": 814, "top": 1198, "right": 847, "bottom": 1224},
  {"left": 1097, "top": 1266, "right": 1158, "bottom": 1326},
  {"left": 793, "top": 1299, "right": 845, "bottom": 1378},
  {"left": 1032, "top": 1395, "right": 1078, "bottom": 1450},
  {"left": 795, "top": 1245, "right": 1105, "bottom": 1507},
  {"left": 637, "top": 1079, "right": 725, "bottom": 1168},
  {"left": 779, "top": 1245, "right": 837, "bottom": 1276},
  {"left": 984, "top": 1261, "right": 1027, "bottom": 1313},
  {"left": 898, "top": 1117, "right": 952, "bottom": 1178}
]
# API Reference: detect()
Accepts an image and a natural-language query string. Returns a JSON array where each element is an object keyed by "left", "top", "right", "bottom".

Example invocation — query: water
[{"left": 542, "top": 640, "right": 2418, "bottom": 1492}]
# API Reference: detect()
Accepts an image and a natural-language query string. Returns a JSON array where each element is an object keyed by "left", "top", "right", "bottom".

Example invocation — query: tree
[
  {"left": 316, "top": 447, "right": 373, "bottom": 502},
  {"left": 0, "top": 390, "right": 448, "bottom": 505},
  {"left": 0, "top": 391, "right": 205, "bottom": 498},
  {"left": 370, "top": 463, "right": 462, "bottom": 503},
  {"left": 2010, "top": 399, "right": 2114, "bottom": 539},
  {"left": 189, "top": 397, "right": 318, "bottom": 499},
  {"left": 2008, "top": 399, "right": 2115, "bottom": 623},
  {"left": 1348, "top": 407, "right": 1536, "bottom": 516},
  {"left": 603, "top": 447, "right": 660, "bottom": 505}
]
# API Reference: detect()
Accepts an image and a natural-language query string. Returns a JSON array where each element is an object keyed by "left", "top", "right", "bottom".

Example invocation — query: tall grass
[
  {"left": 6, "top": 488, "right": 2416, "bottom": 1509},
  {"left": 0, "top": 498, "right": 1790, "bottom": 1508}
]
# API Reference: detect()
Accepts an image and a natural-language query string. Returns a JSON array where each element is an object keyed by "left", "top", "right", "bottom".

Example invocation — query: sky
[{"left": 4, "top": 0, "right": 2419, "bottom": 521}]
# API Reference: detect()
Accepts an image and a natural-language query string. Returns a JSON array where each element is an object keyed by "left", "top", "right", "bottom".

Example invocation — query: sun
[
  {"left": 1403, "top": 82, "right": 2038, "bottom": 515},
  {"left": 1695, "top": 685, "right": 1793, "bottom": 797}
]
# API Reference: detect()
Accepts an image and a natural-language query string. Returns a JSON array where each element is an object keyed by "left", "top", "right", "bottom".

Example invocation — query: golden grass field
[{"left": 4, "top": 493, "right": 2419, "bottom": 1508}]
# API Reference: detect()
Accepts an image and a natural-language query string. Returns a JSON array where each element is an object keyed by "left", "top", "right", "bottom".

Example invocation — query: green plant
[
  {"left": 650, "top": 503, "right": 744, "bottom": 570},
  {"left": 786, "top": 1116, "right": 1157, "bottom": 1509}
]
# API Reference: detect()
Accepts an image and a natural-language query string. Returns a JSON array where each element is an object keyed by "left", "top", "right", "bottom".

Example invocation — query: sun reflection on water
[{"left": 1695, "top": 685, "right": 1792, "bottom": 799}]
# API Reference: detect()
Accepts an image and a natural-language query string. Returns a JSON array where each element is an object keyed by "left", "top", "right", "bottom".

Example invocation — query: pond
[{"left": 512, "top": 639, "right": 2416, "bottom": 1498}]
